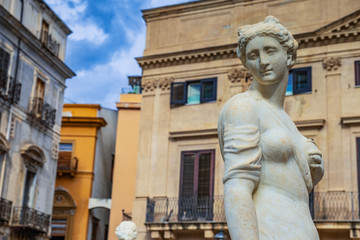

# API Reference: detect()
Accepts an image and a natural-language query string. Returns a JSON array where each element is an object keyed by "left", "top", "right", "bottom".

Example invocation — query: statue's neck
[{"left": 249, "top": 73, "right": 288, "bottom": 108}]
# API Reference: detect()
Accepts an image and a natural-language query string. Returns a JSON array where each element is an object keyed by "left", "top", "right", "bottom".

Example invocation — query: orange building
[
  {"left": 51, "top": 104, "right": 117, "bottom": 240},
  {"left": 108, "top": 92, "right": 141, "bottom": 240}
]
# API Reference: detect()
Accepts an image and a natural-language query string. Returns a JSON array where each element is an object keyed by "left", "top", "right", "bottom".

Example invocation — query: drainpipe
[{"left": 6, "top": 0, "right": 24, "bottom": 139}]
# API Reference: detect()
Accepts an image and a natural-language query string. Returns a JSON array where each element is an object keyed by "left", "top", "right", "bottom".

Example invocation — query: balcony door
[{"left": 178, "top": 150, "right": 215, "bottom": 221}]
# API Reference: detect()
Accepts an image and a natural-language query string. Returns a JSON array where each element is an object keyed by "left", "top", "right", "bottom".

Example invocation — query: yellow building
[
  {"left": 51, "top": 104, "right": 117, "bottom": 240},
  {"left": 132, "top": 0, "right": 360, "bottom": 239},
  {"left": 108, "top": 92, "right": 141, "bottom": 240}
]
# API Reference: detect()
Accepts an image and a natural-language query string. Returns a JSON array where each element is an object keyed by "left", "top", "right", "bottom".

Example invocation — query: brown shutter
[
  {"left": 197, "top": 152, "right": 212, "bottom": 197},
  {"left": 180, "top": 153, "right": 195, "bottom": 198}
]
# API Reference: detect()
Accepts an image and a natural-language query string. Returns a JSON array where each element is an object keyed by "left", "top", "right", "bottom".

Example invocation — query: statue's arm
[
  {"left": 305, "top": 139, "right": 324, "bottom": 186},
  {"left": 219, "top": 99, "right": 261, "bottom": 240},
  {"left": 225, "top": 178, "right": 259, "bottom": 240}
]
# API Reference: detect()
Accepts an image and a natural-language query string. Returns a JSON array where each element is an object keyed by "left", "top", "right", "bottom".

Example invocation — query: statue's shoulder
[
  {"left": 221, "top": 92, "right": 257, "bottom": 113},
  {"left": 219, "top": 92, "right": 258, "bottom": 123}
]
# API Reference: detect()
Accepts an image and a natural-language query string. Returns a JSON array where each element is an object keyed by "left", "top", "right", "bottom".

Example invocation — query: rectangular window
[
  {"left": 170, "top": 78, "right": 217, "bottom": 105},
  {"left": 286, "top": 67, "right": 312, "bottom": 95},
  {"left": 0, "top": 48, "right": 10, "bottom": 92},
  {"left": 40, "top": 20, "right": 49, "bottom": 46},
  {"left": 178, "top": 150, "right": 215, "bottom": 221},
  {"left": 355, "top": 61, "right": 360, "bottom": 86}
]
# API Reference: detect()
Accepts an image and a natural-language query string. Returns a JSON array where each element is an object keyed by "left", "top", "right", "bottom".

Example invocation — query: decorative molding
[
  {"left": 52, "top": 134, "right": 60, "bottom": 160},
  {"left": 341, "top": 116, "right": 360, "bottom": 126},
  {"left": 294, "top": 119, "right": 325, "bottom": 130},
  {"left": 227, "top": 68, "right": 252, "bottom": 91},
  {"left": 20, "top": 144, "right": 46, "bottom": 173},
  {"left": 169, "top": 128, "right": 218, "bottom": 140},
  {"left": 322, "top": 57, "right": 341, "bottom": 71},
  {"left": 61, "top": 116, "right": 107, "bottom": 128},
  {"left": 141, "top": 79, "right": 158, "bottom": 92},
  {"left": 159, "top": 77, "right": 173, "bottom": 90},
  {"left": 141, "top": 77, "right": 174, "bottom": 92}
]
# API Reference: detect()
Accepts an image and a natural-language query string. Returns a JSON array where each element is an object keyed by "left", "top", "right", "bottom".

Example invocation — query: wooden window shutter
[
  {"left": 170, "top": 82, "right": 186, "bottom": 105},
  {"left": 180, "top": 153, "right": 195, "bottom": 198},
  {"left": 197, "top": 152, "right": 212, "bottom": 197}
]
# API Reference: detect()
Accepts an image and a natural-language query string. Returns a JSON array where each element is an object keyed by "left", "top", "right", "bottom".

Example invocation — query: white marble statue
[
  {"left": 218, "top": 16, "right": 324, "bottom": 239},
  {"left": 115, "top": 221, "right": 137, "bottom": 240}
]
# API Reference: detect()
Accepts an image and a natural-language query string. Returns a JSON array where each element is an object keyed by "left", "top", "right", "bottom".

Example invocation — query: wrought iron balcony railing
[
  {"left": 146, "top": 195, "right": 225, "bottom": 223},
  {"left": 29, "top": 97, "right": 56, "bottom": 129},
  {"left": 146, "top": 192, "right": 360, "bottom": 224},
  {"left": 0, "top": 74, "right": 21, "bottom": 104},
  {"left": 11, "top": 207, "right": 50, "bottom": 233},
  {"left": 0, "top": 198, "right": 12, "bottom": 222}
]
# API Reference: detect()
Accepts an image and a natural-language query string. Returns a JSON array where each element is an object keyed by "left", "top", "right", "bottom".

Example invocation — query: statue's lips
[{"left": 261, "top": 69, "right": 273, "bottom": 75}]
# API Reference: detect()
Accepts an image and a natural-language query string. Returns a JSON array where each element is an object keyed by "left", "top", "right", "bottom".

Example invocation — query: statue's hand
[{"left": 305, "top": 139, "right": 324, "bottom": 186}]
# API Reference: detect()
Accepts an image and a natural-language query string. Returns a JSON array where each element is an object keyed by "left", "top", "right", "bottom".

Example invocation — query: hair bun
[{"left": 264, "top": 16, "right": 280, "bottom": 24}]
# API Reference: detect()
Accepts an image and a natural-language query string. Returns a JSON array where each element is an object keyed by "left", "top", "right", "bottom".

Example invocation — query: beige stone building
[
  {"left": 0, "top": 0, "right": 74, "bottom": 239},
  {"left": 132, "top": 0, "right": 360, "bottom": 239}
]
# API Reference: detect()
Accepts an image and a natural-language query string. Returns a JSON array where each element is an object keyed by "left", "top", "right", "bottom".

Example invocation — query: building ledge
[
  {"left": 61, "top": 117, "right": 107, "bottom": 128},
  {"left": 294, "top": 119, "right": 325, "bottom": 130},
  {"left": 341, "top": 116, "right": 360, "bottom": 126},
  {"left": 169, "top": 128, "right": 218, "bottom": 140}
]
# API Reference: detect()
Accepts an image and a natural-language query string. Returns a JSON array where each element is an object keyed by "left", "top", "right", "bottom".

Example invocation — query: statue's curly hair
[{"left": 237, "top": 16, "right": 298, "bottom": 68}]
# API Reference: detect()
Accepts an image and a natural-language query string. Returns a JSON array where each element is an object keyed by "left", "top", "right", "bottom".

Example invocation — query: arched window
[
  {"left": 51, "top": 187, "right": 76, "bottom": 240},
  {"left": 20, "top": 144, "right": 45, "bottom": 208}
]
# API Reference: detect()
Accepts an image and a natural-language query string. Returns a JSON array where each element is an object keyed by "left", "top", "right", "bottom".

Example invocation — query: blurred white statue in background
[{"left": 115, "top": 221, "right": 137, "bottom": 240}]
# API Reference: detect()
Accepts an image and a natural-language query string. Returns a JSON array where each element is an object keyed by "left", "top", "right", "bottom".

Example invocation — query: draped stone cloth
[{"left": 218, "top": 92, "right": 322, "bottom": 239}]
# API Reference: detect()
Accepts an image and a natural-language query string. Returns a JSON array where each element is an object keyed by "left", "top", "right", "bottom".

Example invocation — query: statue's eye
[{"left": 247, "top": 52, "right": 258, "bottom": 60}]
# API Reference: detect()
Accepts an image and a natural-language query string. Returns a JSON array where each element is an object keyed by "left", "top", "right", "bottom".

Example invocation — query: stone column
[{"left": 323, "top": 57, "right": 343, "bottom": 190}]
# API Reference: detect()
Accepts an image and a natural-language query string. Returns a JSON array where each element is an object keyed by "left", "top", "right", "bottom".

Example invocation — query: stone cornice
[
  {"left": 0, "top": 5, "right": 75, "bottom": 79},
  {"left": 341, "top": 116, "right": 360, "bottom": 126},
  {"left": 294, "top": 119, "right": 325, "bottom": 130},
  {"left": 169, "top": 128, "right": 218, "bottom": 140},
  {"left": 137, "top": 10, "right": 360, "bottom": 70},
  {"left": 136, "top": 44, "right": 237, "bottom": 70},
  {"left": 36, "top": 0, "right": 72, "bottom": 35},
  {"left": 116, "top": 102, "right": 141, "bottom": 109},
  {"left": 61, "top": 117, "right": 107, "bottom": 128}
]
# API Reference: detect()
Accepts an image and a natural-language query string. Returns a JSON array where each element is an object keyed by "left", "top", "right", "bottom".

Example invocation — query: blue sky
[{"left": 44, "top": 0, "right": 194, "bottom": 109}]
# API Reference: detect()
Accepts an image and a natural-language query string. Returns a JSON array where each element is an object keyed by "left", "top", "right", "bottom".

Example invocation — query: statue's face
[{"left": 245, "top": 36, "right": 289, "bottom": 85}]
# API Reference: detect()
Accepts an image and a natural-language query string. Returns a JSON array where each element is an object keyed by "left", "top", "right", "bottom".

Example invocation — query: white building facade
[{"left": 0, "top": 0, "right": 74, "bottom": 239}]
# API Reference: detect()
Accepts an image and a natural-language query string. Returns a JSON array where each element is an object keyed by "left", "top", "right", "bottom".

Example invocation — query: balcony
[
  {"left": 28, "top": 98, "right": 56, "bottom": 129},
  {"left": 0, "top": 198, "right": 12, "bottom": 222},
  {"left": 146, "top": 192, "right": 360, "bottom": 224},
  {"left": 0, "top": 74, "right": 21, "bottom": 104},
  {"left": 57, "top": 155, "right": 78, "bottom": 176},
  {"left": 11, "top": 207, "right": 50, "bottom": 233}
]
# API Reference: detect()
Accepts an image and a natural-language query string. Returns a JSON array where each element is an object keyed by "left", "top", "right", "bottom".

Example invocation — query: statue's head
[
  {"left": 115, "top": 221, "right": 137, "bottom": 240},
  {"left": 237, "top": 16, "right": 298, "bottom": 69}
]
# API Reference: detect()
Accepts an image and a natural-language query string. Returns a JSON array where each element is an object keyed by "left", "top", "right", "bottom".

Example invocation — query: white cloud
[
  {"left": 45, "top": 0, "right": 108, "bottom": 45},
  {"left": 70, "top": 23, "right": 108, "bottom": 45},
  {"left": 65, "top": 27, "right": 146, "bottom": 108},
  {"left": 149, "top": 0, "right": 194, "bottom": 8}
]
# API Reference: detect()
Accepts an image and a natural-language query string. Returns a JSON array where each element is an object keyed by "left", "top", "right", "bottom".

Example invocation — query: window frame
[
  {"left": 170, "top": 78, "right": 217, "bottom": 105},
  {"left": 287, "top": 67, "right": 312, "bottom": 95},
  {"left": 355, "top": 61, "right": 360, "bottom": 86},
  {"left": 179, "top": 149, "right": 215, "bottom": 198}
]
